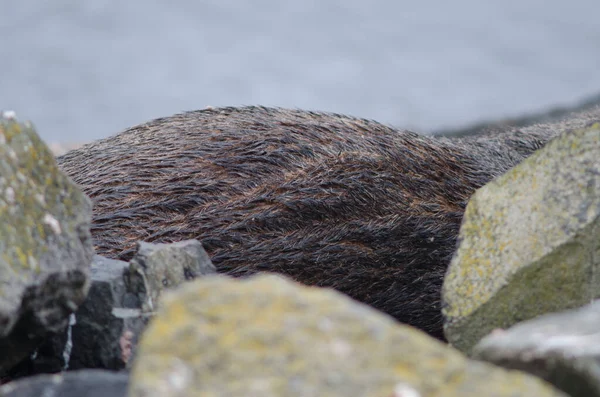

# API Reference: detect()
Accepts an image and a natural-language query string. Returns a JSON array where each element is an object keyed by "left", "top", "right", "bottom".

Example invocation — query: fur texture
[{"left": 57, "top": 106, "right": 600, "bottom": 339}]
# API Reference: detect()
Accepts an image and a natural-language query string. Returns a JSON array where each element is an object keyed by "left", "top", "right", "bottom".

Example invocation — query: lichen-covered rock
[
  {"left": 124, "top": 240, "right": 216, "bottom": 313},
  {"left": 442, "top": 122, "right": 600, "bottom": 353},
  {"left": 128, "top": 274, "right": 564, "bottom": 397},
  {"left": 0, "top": 369, "right": 128, "bottom": 397},
  {"left": 5, "top": 256, "right": 144, "bottom": 379},
  {"left": 473, "top": 301, "right": 600, "bottom": 397},
  {"left": 0, "top": 112, "right": 94, "bottom": 373}
]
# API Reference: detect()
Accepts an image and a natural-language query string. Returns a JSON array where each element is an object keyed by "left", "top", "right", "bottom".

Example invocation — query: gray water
[{"left": 2, "top": 0, "right": 600, "bottom": 143}]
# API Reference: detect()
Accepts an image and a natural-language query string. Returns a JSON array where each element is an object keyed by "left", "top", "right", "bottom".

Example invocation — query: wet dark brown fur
[{"left": 57, "top": 105, "right": 600, "bottom": 339}]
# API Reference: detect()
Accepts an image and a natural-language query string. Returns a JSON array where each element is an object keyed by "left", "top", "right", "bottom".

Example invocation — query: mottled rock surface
[
  {"left": 5, "top": 256, "right": 143, "bottom": 378},
  {"left": 8, "top": 241, "right": 214, "bottom": 378},
  {"left": 128, "top": 274, "right": 564, "bottom": 397},
  {"left": 442, "top": 122, "right": 600, "bottom": 353},
  {"left": 473, "top": 301, "right": 600, "bottom": 397},
  {"left": 124, "top": 240, "right": 216, "bottom": 312},
  {"left": 0, "top": 369, "right": 128, "bottom": 397},
  {"left": 67, "top": 255, "right": 148, "bottom": 371},
  {"left": 0, "top": 112, "right": 94, "bottom": 374}
]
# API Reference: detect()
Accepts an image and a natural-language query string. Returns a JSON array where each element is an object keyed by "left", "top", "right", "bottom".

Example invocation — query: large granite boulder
[
  {"left": 442, "top": 121, "right": 600, "bottom": 353},
  {"left": 0, "top": 112, "right": 94, "bottom": 374},
  {"left": 473, "top": 301, "right": 600, "bottom": 397},
  {"left": 128, "top": 274, "right": 564, "bottom": 397}
]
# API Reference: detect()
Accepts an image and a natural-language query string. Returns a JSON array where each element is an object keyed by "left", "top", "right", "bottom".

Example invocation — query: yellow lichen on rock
[
  {"left": 443, "top": 123, "right": 600, "bottom": 353},
  {"left": 0, "top": 114, "right": 94, "bottom": 372},
  {"left": 128, "top": 274, "right": 565, "bottom": 397}
]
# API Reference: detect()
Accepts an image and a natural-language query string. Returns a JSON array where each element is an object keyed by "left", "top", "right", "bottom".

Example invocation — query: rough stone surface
[
  {"left": 442, "top": 122, "right": 600, "bottom": 353},
  {"left": 8, "top": 241, "right": 214, "bottom": 378},
  {"left": 5, "top": 256, "right": 144, "bottom": 378},
  {"left": 0, "top": 113, "right": 94, "bottom": 374},
  {"left": 473, "top": 301, "right": 600, "bottom": 397},
  {"left": 124, "top": 240, "right": 216, "bottom": 313},
  {"left": 128, "top": 274, "right": 564, "bottom": 397},
  {"left": 67, "top": 255, "right": 148, "bottom": 370},
  {"left": 0, "top": 369, "right": 128, "bottom": 397}
]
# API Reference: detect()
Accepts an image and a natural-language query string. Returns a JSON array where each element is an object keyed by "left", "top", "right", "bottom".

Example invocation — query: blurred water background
[{"left": 2, "top": 0, "right": 600, "bottom": 143}]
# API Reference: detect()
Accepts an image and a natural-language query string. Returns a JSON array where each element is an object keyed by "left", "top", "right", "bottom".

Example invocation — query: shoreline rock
[
  {"left": 473, "top": 301, "right": 600, "bottom": 397},
  {"left": 0, "top": 113, "right": 94, "bottom": 375},
  {"left": 442, "top": 121, "right": 600, "bottom": 353},
  {"left": 128, "top": 274, "right": 565, "bottom": 397}
]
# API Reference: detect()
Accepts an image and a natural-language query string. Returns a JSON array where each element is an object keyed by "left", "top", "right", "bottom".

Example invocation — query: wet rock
[
  {"left": 0, "top": 112, "right": 94, "bottom": 374},
  {"left": 67, "top": 255, "right": 148, "bottom": 371},
  {"left": 10, "top": 240, "right": 215, "bottom": 377},
  {"left": 128, "top": 274, "right": 564, "bottom": 397},
  {"left": 442, "top": 121, "right": 600, "bottom": 353},
  {"left": 68, "top": 240, "right": 215, "bottom": 371},
  {"left": 473, "top": 301, "right": 600, "bottom": 397},
  {"left": 5, "top": 256, "right": 142, "bottom": 378},
  {"left": 0, "top": 369, "right": 128, "bottom": 397}
]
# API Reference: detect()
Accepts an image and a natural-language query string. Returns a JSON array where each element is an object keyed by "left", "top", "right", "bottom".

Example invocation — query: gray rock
[
  {"left": 442, "top": 121, "right": 600, "bottom": 353},
  {"left": 67, "top": 255, "right": 148, "bottom": 370},
  {"left": 5, "top": 256, "right": 145, "bottom": 378},
  {"left": 0, "top": 113, "right": 94, "bottom": 373},
  {"left": 128, "top": 274, "right": 565, "bottom": 397},
  {"left": 0, "top": 369, "right": 128, "bottom": 397},
  {"left": 71, "top": 241, "right": 215, "bottom": 370},
  {"left": 124, "top": 240, "right": 216, "bottom": 313},
  {"left": 8, "top": 241, "right": 215, "bottom": 378},
  {"left": 473, "top": 301, "right": 600, "bottom": 397}
]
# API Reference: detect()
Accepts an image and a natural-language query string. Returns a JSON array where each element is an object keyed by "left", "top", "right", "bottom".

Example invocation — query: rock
[
  {"left": 8, "top": 240, "right": 215, "bottom": 378},
  {"left": 442, "top": 121, "right": 600, "bottom": 353},
  {"left": 124, "top": 240, "right": 216, "bottom": 312},
  {"left": 472, "top": 301, "right": 600, "bottom": 397},
  {"left": 0, "top": 369, "right": 128, "bottom": 397},
  {"left": 67, "top": 255, "right": 148, "bottom": 370},
  {"left": 0, "top": 113, "right": 94, "bottom": 374},
  {"left": 128, "top": 274, "right": 564, "bottom": 397}
]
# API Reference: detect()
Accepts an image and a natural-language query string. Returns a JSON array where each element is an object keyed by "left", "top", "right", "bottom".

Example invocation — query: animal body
[{"left": 57, "top": 106, "right": 600, "bottom": 339}]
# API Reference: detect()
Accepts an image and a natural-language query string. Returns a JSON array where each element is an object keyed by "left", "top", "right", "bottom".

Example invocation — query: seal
[{"left": 57, "top": 105, "right": 598, "bottom": 339}]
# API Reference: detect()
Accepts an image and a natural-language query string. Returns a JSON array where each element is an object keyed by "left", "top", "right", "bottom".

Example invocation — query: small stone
[{"left": 2, "top": 110, "right": 16, "bottom": 119}]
